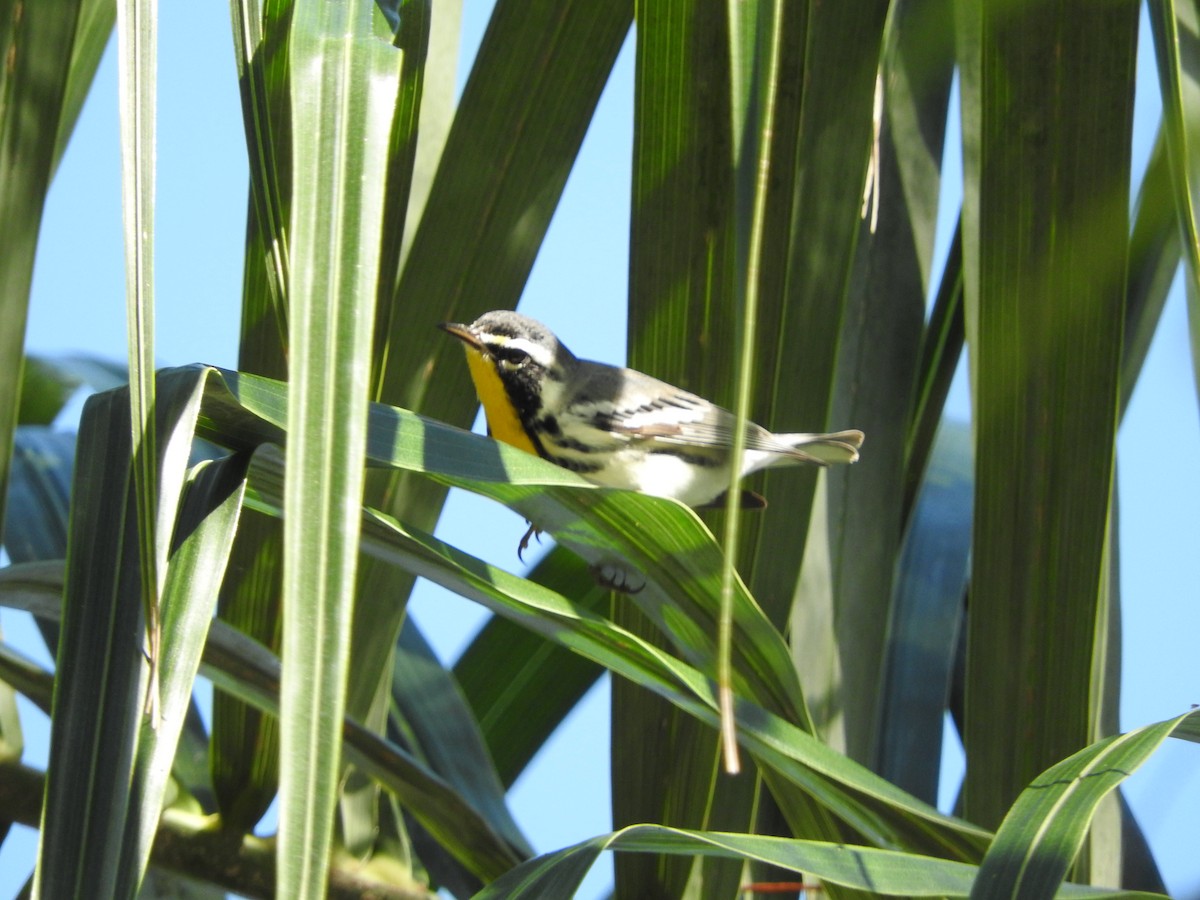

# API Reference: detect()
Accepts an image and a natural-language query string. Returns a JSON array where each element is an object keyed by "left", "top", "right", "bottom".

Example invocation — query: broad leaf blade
[
  {"left": 0, "top": 550, "right": 525, "bottom": 887},
  {"left": 33, "top": 367, "right": 222, "bottom": 896},
  {"left": 121, "top": 453, "right": 248, "bottom": 891},
  {"left": 956, "top": 0, "right": 1138, "bottom": 827},
  {"left": 0, "top": 0, "right": 84, "bottom": 546},
  {"left": 827, "top": 0, "right": 956, "bottom": 768},
  {"left": 1121, "top": 130, "right": 1179, "bottom": 416},
  {"left": 218, "top": 0, "right": 295, "bottom": 840},
  {"left": 277, "top": 1, "right": 403, "bottom": 894},
  {"left": 623, "top": 2, "right": 743, "bottom": 892},
  {"left": 33, "top": 387, "right": 141, "bottom": 899},
  {"left": 393, "top": 621, "right": 531, "bottom": 855}
]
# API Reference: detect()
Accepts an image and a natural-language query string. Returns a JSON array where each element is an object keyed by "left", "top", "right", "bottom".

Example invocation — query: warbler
[{"left": 439, "top": 310, "right": 864, "bottom": 513}]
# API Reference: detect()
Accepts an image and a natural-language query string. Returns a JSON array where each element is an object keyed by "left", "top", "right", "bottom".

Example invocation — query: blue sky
[{"left": 5, "top": 2, "right": 1199, "bottom": 898}]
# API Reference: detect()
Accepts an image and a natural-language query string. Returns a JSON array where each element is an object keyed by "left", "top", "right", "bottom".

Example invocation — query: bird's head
[{"left": 439, "top": 310, "right": 575, "bottom": 386}]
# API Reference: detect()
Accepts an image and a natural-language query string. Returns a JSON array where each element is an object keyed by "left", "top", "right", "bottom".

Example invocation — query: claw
[{"left": 517, "top": 521, "right": 542, "bottom": 562}]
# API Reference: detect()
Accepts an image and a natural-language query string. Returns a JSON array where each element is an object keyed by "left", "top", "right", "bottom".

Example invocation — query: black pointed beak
[{"left": 438, "top": 321, "right": 483, "bottom": 350}]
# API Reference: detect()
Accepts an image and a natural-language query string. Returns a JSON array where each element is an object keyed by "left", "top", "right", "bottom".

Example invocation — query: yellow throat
[{"left": 461, "top": 345, "right": 541, "bottom": 457}]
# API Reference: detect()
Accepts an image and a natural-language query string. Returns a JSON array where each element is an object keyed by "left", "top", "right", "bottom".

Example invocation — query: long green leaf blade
[
  {"left": 219, "top": 0, "right": 295, "bottom": 840},
  {"left": 121, "top": 454, "right": 248, "bottom": 892},
  {"left": 956, "top": 0, "right": 1138, "bottom": 827},
  {"left": 1148, "top": 0, "right": 1200, "bottom": 401},
  {"left": 474, "top": 825, "right": 1156, "bottom": 900},
  {"left": 826, "top": 0, "right": 955, "bottom": 770},
  {"left": 116, "top": 0, "right": 162, "bottom": 721},
  {"left": 874, "top": 421, "right": 971, "bottom": 801},
  {"left": 622, "top": 2, "right": 755, "bottom": 889},
  {"left": 33, "top": 389, "right": 140, "bottom": 899},
  {"left": 0, "top": 0, "right": 84, "bottom": 548},
  {"left": 277, "top": 3, "right": 403, "bottom": 894},
  {"left": 33, "top": 367, "right": 222, "bottom": 896}
]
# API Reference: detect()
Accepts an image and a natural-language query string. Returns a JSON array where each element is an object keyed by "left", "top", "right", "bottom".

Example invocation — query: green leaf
[
  {"left": 0, "top": 0, "right": 87, "bottom": 547},
  {"left": 33, "top": 366, "right": 219, "bottom": 896},
  {"left": 17, "top": 358, "right": 81, "bottom": 426},
  {"left": 115, "top": 0, "right": 163, "bottom": 730},
  {"left": 826, "top": 0, "right": 956, "bottom": 768},
  {"left": 215, "top": 368, "right": 809, "bottom": 725},
  {"left": 748, "top": 0, "right": 888, "bottom": 632},
  {"left": 276, "top": 1, "right": 405, "bottom": 895},
  {"left": 209, "top": 509, "right": 283, "bottom": 831},
  {"left": 1121, "top": 130, "right": 1178, "bottom": 416},
  {"left": 474, "top": 824, "right": 1154, "bottom": 900},
  {"left": 903, "top": 220, "right": 963, "bottom": 516},
  {"left": 51, "top": 0, "right": 117, "bottom": 172},
  {"left": 0, "top": 618, "right": 56, "bottom": 714},
  {"left": 213, "top": 0, "right": 289, "bottom": 790},
  {"left": 1148, "top": 0, "right": 1200, "bottom": 403},
  {"left": 120, "top": 454, "right": 248, "bottom": 892},
  {"left": 218, "top": 0, "right": 294, "bottom": 839},
  {"left": 956, "top": 0, "right": 1138, "bottom": 827},
  {"left": 371, "top": 0, "right": 432, "bottom": 391},
  {"left": 0, "top": 625, "right": 23, "bottom": 764},
  {"left": 32, "top": 387, "right": 138, "bottom": 898},
  {"left": 623, "top": 2, "right": 744, "bottom": 892},
  {"left": 0, "top": 552, "right": 527, "bottom": 886},
  {"left": 347, "top": 0, "right": 632, "bottom": 743},
  {"left": 971, "top": 710, "right": 1200, "bottom": 900},
  {"left": 4, "top": 428, "right": 76, "bottom": 564},
  {"left": 230, "top": 0, "right": 295, "bottom": 364},
  {"left": 393, "top": 621, "right": 532, "bottom": 855}
]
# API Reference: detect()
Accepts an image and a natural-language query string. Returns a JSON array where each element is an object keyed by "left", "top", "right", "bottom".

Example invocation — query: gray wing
[
  {"left": 566, "top": 364, "right": 784, "bottom": 452},
  {"left": 566, "top": 363, "right": 862, "bottom": 465}
]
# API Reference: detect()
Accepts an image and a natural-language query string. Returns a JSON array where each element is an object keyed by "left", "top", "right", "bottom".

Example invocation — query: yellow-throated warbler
[{"left": 440, "top": 310, "right": 864, "bottom": 516}]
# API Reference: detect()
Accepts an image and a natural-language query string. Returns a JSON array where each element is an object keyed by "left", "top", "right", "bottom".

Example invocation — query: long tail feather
[{"left": 778, "top": 429, "right": 864, "bottom": 465}]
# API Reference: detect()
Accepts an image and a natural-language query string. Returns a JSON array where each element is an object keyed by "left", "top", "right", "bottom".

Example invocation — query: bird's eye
[{"left": 496, "top": 346, "right": 529, "bottom": 367}]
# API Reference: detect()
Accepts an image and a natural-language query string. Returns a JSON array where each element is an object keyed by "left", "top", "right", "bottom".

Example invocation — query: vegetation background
[{"left": 2, "top": 0, "right": 1199, "bottom": 898}]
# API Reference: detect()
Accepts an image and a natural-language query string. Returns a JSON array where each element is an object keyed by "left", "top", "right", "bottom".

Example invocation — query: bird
[{"left": 439, "top": 310, "right": 863, "bottom": 526}]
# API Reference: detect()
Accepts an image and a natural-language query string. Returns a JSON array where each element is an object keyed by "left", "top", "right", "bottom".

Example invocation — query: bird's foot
[
  {"left": 517, "top": 522, "right": 542, "bottom": 563},
  {"left": 590, "top": 562, "right": 646, "bottom": 595}
]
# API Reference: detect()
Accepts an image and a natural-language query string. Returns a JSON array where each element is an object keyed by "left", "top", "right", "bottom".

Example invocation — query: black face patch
[{"left": 504, "top": 368, "right": 542, "bottom": 415}]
